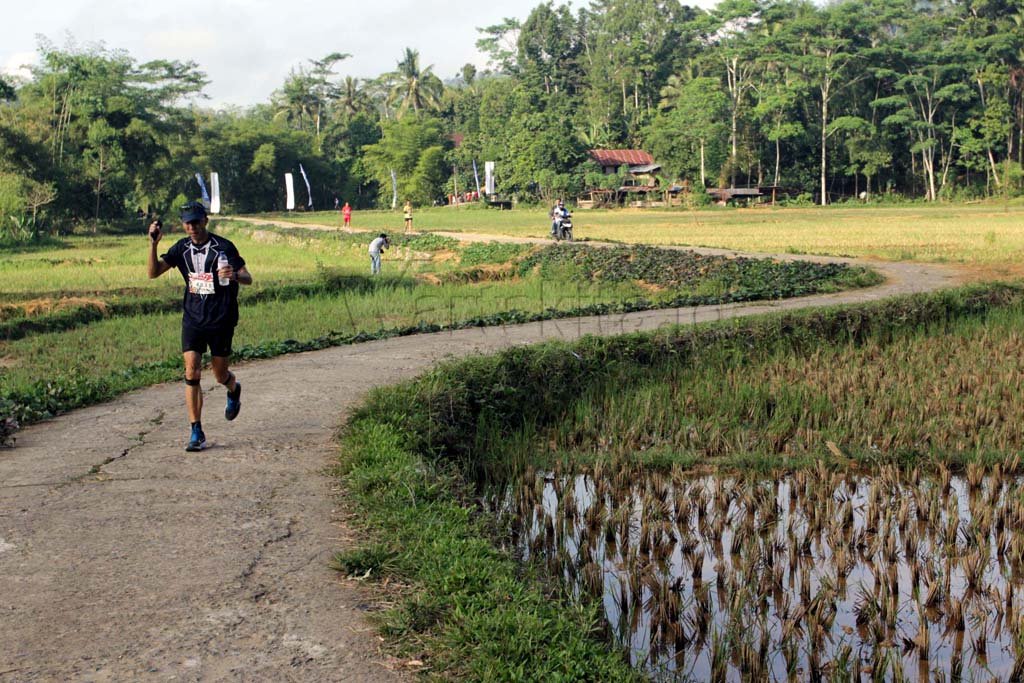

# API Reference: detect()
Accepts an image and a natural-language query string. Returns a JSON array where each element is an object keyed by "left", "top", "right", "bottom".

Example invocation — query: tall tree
[
  {"left": 273, "top": 52, "right": 349, "bottom": 149},
  {"left": 587, "top": 0, "right": 691, "bottom": 138},
  {"left": 647, "top": 75, "right": 728, "bottom": 185},
  {"left": 0, "top": 75, "right": 15, "bottom": 101},
  {"left": 308, "top": 52, "right": 350, "bottom": 145},
  {"left": 5, "top": 3, "right": 1024, "bottom": 217},
  {"left": 517, "top": 2, "right": 583, "bottom": 95},
  {"left": 362, "top": 114, "right": 447, "bottom": 204},
  {"left": 273, "top": 70, "right": 317, "bottom": 131},
  {"left": 387, "top": 48, "right": 444, "bottom": 117},
  {"left": 708, "top": 0, "right": 764, "bottom": 186},
  {"left": 476, "top": 18, "right": 522, "bottom": 74},
  {"left": 17, "top": 40, "right": 206, "bottom": 219},
  {"left": 873, "top": 6, "right": 971, "bottom": 200},
  {"left": 752, "top": 72, "right": 806, "bottom": 188},
  {"left": 335, "top": 76, "right": 374, "bottom": 120},
  {"left": 784, "top": 1, "right": 872, "bottom": 204},
  {"left": 959, "top": 4, "right": 1024, "bottom": 189}
]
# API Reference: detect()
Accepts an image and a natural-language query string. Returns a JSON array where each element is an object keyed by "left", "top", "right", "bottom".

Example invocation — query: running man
[{"left": 147, "top": 201, "right": 253, "bottom": 451}]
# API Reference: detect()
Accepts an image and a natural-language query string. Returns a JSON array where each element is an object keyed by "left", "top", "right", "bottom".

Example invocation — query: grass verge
[{"left": 334, "top": 422, "right": 640, "bottom": 680}]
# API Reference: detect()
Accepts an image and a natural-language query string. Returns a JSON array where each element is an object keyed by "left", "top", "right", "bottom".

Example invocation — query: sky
[
  {"left": 3, "top": 0, "right": 720, "bottom": 109},
  {"left": 0, "top": 0, "right": 592, "bottom": 108}
]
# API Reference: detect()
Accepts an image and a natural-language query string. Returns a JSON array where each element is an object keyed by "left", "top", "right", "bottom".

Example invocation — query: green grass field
[
  {"left": 1, "top": 219, "right": 869, "bottom": 428},
  {"left": 260, "top": 202, "right": 1024, "bottom": 266},
  {"left": 0, "top": 222, "right": 435, "bottom": 297}
]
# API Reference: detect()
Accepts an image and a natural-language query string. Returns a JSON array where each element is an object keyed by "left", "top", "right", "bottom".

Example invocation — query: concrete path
[{"left": 0, "top": 230, "right": 964, "bottom": 681}]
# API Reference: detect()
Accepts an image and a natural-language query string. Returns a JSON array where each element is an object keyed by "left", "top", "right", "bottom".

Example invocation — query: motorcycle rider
[{"left": 550, "top": 198, "right": 568, "bottom": 237}]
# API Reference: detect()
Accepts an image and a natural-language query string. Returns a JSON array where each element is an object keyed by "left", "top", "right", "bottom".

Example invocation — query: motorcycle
[{"left": 552, "top": 211, "right": 574, "bottom": 242}]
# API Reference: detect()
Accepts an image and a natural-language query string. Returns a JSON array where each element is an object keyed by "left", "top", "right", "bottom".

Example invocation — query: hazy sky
[
  {"left": 3, "top": 0, "right": 720, "bottom": 108},
  {"left": 0, "top": 0, "right": 575, "bottom": 108}
]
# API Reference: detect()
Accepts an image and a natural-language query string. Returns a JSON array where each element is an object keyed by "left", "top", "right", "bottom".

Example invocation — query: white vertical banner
[
  {"left": 389, "top": 169, "right": 398, "bottom": 210},
  {"left": 472, "top": 160, "right": 481, "bottom": 196},
  {"left": 298, "top": 163, "right": 313, "bottom": 208},
  {"left": 209, "top": 172, "right": 221, "bottom": 214},
  {"left": 284, "top": 173, "right": 295, "bottom": 210},
  {"left": 485, "top": 161, "right": 495, "bottom": 195},
  {"left": 195, "top": 173, "right": 210, "bottom": 208}
]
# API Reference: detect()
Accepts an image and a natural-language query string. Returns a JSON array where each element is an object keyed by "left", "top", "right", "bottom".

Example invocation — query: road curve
[{"left": 0, "top": 224, "right": 964, "bottom": 681}]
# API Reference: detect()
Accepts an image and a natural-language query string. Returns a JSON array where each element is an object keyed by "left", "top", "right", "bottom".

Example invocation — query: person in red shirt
[{"left": 342, "top": 201, "right": 352, "bottom": 227}]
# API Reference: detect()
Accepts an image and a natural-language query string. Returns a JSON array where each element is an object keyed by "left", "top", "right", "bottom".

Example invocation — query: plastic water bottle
[{"left": 217, "top": 254, "right": 230, "bottom": 286}]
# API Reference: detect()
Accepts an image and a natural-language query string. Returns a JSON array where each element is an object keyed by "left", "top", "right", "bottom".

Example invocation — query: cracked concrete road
[{"left": 0, "top": 237, "right": 964, "bottom": 682}]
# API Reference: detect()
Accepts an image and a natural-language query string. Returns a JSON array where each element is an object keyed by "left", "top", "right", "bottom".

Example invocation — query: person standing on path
[
  {"left": 403, "top": 200, "right": 413, "bottom": 234},
  {"left": 342, "top": 201, "right": 352, "bottom": 228},
  {"left": 369, "top": 233, "right": 390, "bottom": 275},
  {"left": 147, "top": 201, "right": 253, "bottom": 451}
]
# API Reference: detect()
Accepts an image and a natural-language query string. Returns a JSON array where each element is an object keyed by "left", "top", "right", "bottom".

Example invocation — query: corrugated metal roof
[
  {"left": 628, "top": 163, "right": 662, "bottom": 173},
  {"left": 589, "top": 149, "right": 655, "bottom": 167}
]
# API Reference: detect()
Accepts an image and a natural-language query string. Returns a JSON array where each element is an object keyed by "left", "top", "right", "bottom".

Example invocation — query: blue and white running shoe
[
  {"left": 225, "top": 382, "right": 242, "bottom": 421},
  {"left": 185, "top": 423, "right": 206, "bottom": 452}
]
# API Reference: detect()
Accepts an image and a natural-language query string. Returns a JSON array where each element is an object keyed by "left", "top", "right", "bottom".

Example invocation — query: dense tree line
[{"left": 2, "top": 0, "right": 1023, "bottom": 236}]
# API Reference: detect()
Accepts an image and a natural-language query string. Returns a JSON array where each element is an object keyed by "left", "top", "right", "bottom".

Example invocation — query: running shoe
[
  {"left": 186, "top": 423, "right": 206, "bottom": 452},
  {"left": 225, "top": 382, "right": 242, "bottom": 421}
]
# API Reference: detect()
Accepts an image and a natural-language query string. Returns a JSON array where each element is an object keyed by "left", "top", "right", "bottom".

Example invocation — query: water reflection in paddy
[{"left": 493, "top": 462, "right": 1024, "bottom": 681}]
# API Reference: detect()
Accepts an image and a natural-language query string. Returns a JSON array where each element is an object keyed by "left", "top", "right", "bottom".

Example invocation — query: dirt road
[{"left": 0, "top": 231, "right": 963, "bottom": 681}]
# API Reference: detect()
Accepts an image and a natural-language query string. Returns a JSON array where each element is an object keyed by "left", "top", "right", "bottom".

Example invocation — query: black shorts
[{"left": 182, "top": 325, "right": 234, "bottom": 357}]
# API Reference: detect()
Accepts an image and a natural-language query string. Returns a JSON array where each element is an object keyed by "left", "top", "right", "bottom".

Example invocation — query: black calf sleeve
[{"left": 184, "top": 377, "right": 201, "bottom": 387}]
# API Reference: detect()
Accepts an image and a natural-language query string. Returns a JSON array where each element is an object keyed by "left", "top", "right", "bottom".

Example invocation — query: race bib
[{"left": 188, "top": 272, "right": 215, "bottom": 295}]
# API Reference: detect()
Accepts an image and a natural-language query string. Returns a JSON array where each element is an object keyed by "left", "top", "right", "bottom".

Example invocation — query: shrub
[
  {"left": 459, "top": 242, "right": 533, "bottom": 266},
  {"left": 687, "top": 183, "right": 712, "bottom": 208},
  {"left": 0, "top": 172, "right": 57, "bottom": 245}
]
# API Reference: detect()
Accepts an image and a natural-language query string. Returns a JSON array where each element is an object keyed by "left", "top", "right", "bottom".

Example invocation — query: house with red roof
[
  {"left": 588, "top": 149, "right": 660, "bottom": 176},
  {"left": 581, "top": 149, "right": 666, "bottom": 208}
]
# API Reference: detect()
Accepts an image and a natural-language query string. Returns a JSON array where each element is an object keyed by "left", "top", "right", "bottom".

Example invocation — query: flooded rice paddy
[{"left": 493, "top": 462, "right": 1024, "bottom": 681}]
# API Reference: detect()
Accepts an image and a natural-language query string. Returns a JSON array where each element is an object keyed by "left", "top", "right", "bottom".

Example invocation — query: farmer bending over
[{"left": 369, "top": 233, "right": 390, "bottom": 275}]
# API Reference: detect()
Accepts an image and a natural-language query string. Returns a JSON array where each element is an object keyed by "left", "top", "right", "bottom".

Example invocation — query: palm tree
[
  {"left": 657, "top": 65, "right": 700, "bottom": 109},
  {"left": 657, "top": 74, "right": 686, "bottom": 110},
  {"left": 363, "top": 74, "right": 395, "bottom": 120},
  {"left": 387, "top": 48, "right": 444, "bottom": 117},
  {"left": 307, "top": 52, "right": 349, "bottom": 140},
  {"left": 272, "top": 70, "right": 317, "bottom": 130},
  {"left": 335, "top": 76, "right": 374, "bottom": 119},
  {"left": 272, "top": 53, "right": 349, "bottom": 149}
]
